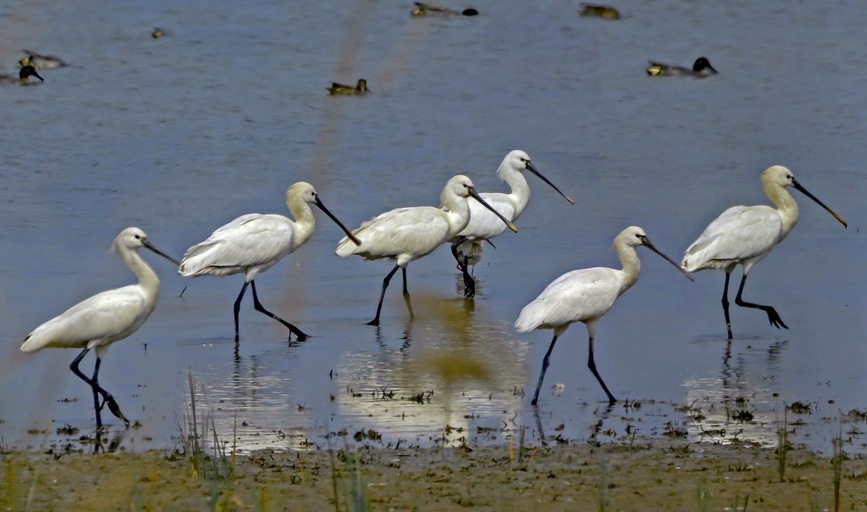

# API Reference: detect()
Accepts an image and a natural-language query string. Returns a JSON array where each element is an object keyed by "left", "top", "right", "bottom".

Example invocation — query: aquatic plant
[
  {"left": 776, "top": 412, "right": 790, "bottom": 482},
  {"left": 832, "top": 428, "right": 843, "bottom": 512}
]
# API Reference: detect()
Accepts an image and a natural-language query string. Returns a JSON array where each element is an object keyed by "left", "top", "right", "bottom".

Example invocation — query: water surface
[{"left": 0, "top": 0, "right": 865, "bottom": 456}]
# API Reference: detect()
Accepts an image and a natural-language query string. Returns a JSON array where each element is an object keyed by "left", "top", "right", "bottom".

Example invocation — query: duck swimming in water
[
  {"left": 19, "top": 50, "right": 66, "bottom": 70},
  {"left": 327, "top": 78, "right": 369, "bottom": 96},
  {"left": 411, "top": 2, "right": 478, "bottom": 17},
  {"left": 579, "top": 3, "right": 620, "bottom": 20},
  {"left": 646, "top": 57, "right": 718, "bottom": 77},
  {"left": 0, "top": 65, "right": 44, "bottom": 85}
]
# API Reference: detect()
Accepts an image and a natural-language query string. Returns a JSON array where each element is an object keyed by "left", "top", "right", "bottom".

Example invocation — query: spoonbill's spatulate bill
[
  {"left": 450, "top": 150, "right": 573, "bottom": 298},
  {"left": 20, "top": 227, "right": 179, "bottom": 429},
  {"left": 515, "top": 226, "right": 693, "bottom": 406},
  {"left": 682, "top": 165, "right": 847, "bottom": 339},
  {"left": 179, "top": 182, "right": 360, "bottom": 344},
  {"left": 336, "top": 174, "right": 518, "bottom": 325}
]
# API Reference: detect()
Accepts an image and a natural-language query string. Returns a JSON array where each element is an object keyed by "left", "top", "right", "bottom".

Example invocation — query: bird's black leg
[
  {"left": 531, "top": 335, "right": 559, "bottom": 406},
  {"left": 368, "top": 264, "right": 400, "bottom": 326},
  {"left": 91, "top": 356, "right": 129, "bottom": 426},
  {"left": 70, "top": 348, "right": 101, "bottom": 428},
  {"left": 250, "top": 280, "right": 308, "bottom": 341},
  {"left": 734, "top": 274, "right": 789, "bottom": 331},
  {"left": 722, "top": 272, "right": 733, "bottom": 339},
  {"left": 587, "top": 336, "right": 617, "bottom": 405},
  {"left": 450, "top": 242, "right": 475, "bottom": 298},
  {"left": 462, "top": 254, "right": 475, "bottom": 298},
  {"left": 401, "top": 267, "right": 414, "bottom": 321},
  {"left": 70, "top": 348, "right": 129, "bottom": 428},
  {"left": 233, "top": 282, "right": 250, "bottom": 344}
]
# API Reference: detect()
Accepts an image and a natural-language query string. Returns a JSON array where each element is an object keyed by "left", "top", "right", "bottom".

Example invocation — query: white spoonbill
[
  {"left": 682, "top": 165, "right": 847, "bottom": 339},
  {"left": 450, "top": 150, "right": 574, "bottom": 298},
  {"left": 336, "top": 174, "right": 518, "bottom": 325},
  {"left": 515, "top": 226, "right": 693, "bottom": 405},
  {"left": 179, "top": 182, "right": 360, "bottom": 343},
  {"left": 20, "top": 227, "right": 179, "bottom": 428}
]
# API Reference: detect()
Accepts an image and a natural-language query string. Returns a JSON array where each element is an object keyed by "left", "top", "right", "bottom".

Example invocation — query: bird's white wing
[
  {"left": 337, "top": 207, "right": 449, "bottom": 260},
  {"left": 515, "top": 268, "right": 620, "bottom": 332},
  {"left": 21, "top": 286, "right": 151, "bottom": 352},
  {"left": 682, "top": 206, "right": 781, "bottom": 271},
  {"left": 180, "top": 214, "right": 293, "bottom": 276},
  {"left": 455, "top": 192, "right": 517, "bottom": 241}
]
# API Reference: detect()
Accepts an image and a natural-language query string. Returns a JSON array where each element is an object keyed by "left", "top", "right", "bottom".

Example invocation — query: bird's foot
[
  {"left": 461, "top": 274, "right": 475, "bottom": 299},
  {"left": 100, "top": 392, "right": 130, "bottom": 427},
  {"left": 765, "top": 308, "right": 789, "bottom": 330}
]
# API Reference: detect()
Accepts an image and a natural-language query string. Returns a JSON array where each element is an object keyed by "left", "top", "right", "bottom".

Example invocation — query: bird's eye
[{"left": 134, "top": 234, "right": 141, "bottom": 239}]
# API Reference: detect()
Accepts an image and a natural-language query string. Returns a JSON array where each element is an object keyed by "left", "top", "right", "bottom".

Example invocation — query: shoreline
[{"left": 3, "top": 434, "right": 865, "bottom": 511}]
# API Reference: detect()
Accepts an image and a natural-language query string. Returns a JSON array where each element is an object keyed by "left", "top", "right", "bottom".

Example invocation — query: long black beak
[
  {"left": 526, "top": 162, "right": 574, "bottom": 205},
  {"left": 315, "top": 198, "right": 363, "bottom": 245},
  {"left": 143, "top": 240, "right": 181, "bottom": 266},
  {"left": 641, "top": 236, "right": 694, "bottom": 281},
  {"left": 792, "top": 179, "right": 847, "bottom": 228},
  {"left": 468, "top": 187, "right": 518, "bottom": 233}
]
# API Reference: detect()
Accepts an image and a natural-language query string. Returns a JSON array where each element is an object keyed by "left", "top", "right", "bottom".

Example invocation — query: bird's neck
[
  {"left": 769, "top": 187, "right": 800, "bottom": 240},
  {"left": 122, "top": 250, "right": 161, "bottom": 298},
  {"left": 289, "top": 203, "right": 316, "bottom": 246},
  {"left": 443, "top": 196, "right": 472, "bottom": 236},
  {"left": 500, "top": 167, "right": 531, "bottom": 217},
  {"left": 615, "top": 242, "right": 641, "bottom": 295}
]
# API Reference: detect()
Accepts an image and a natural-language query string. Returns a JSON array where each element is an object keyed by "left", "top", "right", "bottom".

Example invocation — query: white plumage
[
  {"left": 179, "top": 181, "right": 359, "bottom": 343},
  {"left": 337, "top": 174, "right": 517, "bottom": 325},
  {"left": 450, "top": 150, "right": 573, "bottom": 297},
  {"left": 21, "top": 227, "right": 178, "bottom": 428},
  {"left": 516, "top": 226, "right": 692, "bottom": 405},
  {"left": 682, "top": 165, "right": 847, "bottom": 339}
]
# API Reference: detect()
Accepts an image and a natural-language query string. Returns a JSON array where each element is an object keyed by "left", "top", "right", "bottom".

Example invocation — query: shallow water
[{"left": 0, "top": 0, "right": 865, "bottom": 456}]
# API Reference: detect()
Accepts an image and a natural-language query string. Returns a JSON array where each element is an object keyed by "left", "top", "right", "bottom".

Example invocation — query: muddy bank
[{"left": 3, "top": 437, "right": 866, "bottom": 511}]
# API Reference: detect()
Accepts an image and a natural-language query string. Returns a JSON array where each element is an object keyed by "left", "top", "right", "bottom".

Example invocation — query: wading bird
[
  {"left": 336, "top": 174, "right": 517, "bottom": 325},
  {"left": 450, "top": 150, "right": 573, "bottom": 298},
  {"left": 646, "top": 57, "right": 718, "bottom": 77},
  {"left": 179, "top": 182, "right": 360, "bottom": 343},
  {"left": 20, "top": 228, "right": 178, "bottom": 428},
  {"left": 515, "top": 226, "right": 693, "bottom": 405},
  {"left": 682, "top": 165, "right": 847, "bottom": 339}
]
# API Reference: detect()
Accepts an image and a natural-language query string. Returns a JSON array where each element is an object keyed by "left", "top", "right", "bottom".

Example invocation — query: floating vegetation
[
  {"left": 406, "top": 390, "right": 434, "bottom": 404},
  {"left": 786, "top": 401, "right": 815, "bottom": 414},
  {"left": 55, "top": 424, "right": 78, "bottom": 436},
  {"left": 843, "top": 408, "right": 867, "bottom": 422},
  {"left": 664, "top": 421, "right": 688, "bottom": 438},
  {"left": 353, "top": 429, "right": 382, "bottom": 443}
]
